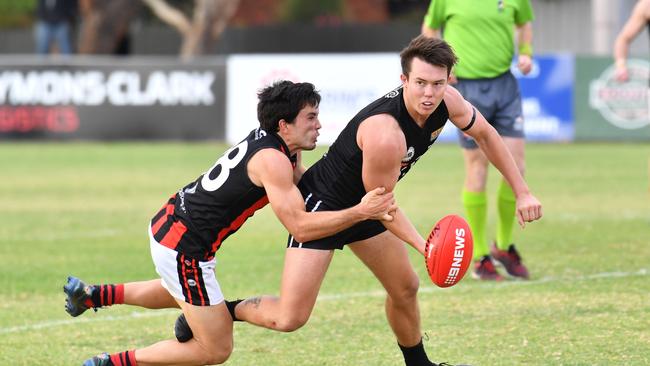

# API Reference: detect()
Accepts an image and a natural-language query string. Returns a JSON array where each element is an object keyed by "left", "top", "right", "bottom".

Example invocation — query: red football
[{"left": 425, "top": 214, "right": 473, "bottom": 288}]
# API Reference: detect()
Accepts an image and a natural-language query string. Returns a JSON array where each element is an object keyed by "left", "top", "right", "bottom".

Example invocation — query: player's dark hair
[
  {"left": 257, "top": 80, "right": 321, "bottom": 132},
  {"left": 400, "top": 35, "right": 458, "bottom": 77}
]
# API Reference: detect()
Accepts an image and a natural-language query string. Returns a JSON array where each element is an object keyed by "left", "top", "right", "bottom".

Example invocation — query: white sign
[
  {"left": 226, "top": 54, "right": 402, "bottom": 145},
  {"left": 589, "top": 59, "right": 650, "bottom": 130},
  {"left": 0, "top": 70, "right": 215, "bottom": 106}
]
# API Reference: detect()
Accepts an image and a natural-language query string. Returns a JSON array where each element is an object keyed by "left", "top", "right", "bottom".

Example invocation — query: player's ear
[
  {"left": 400, "top": 73, "right": 408, "bottom": 84},
  {"left": 278, "top": 119, "right": 289, "bottom": 132}
]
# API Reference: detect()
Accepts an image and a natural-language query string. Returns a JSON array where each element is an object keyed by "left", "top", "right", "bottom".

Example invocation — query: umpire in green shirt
[{"left": 422, "top": 0, "right": 534, "bottom": 281}]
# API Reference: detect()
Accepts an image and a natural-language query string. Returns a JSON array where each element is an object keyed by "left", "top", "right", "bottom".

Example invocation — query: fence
[{"left": 1, "top": 54, "right": 647, "bottom": 142}]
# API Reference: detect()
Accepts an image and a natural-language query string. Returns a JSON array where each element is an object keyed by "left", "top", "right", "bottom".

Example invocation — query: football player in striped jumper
[{"left": 65, "top": 80, "right": 397, "bottom": 366}]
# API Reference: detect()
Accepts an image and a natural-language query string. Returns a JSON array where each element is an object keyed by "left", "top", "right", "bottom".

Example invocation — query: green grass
[{"left": 1, "top": 142, "right": 649, "bottom": 365}]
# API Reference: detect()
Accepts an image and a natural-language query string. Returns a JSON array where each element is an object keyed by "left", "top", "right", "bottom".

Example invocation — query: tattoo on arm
[{"left": 242, "top": 297, "right": 262, "bottom": 309}]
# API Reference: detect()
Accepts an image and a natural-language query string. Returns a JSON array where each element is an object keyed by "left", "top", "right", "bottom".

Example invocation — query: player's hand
[
  {"left": 518, "top": 54, "right": 533, "bottom": 75},
  {"left": 360, "top": 187, "right": 397, "bottom": 221},
  {"left": 615, "top": 65, "right": 629, "bottom": 82},
  {"left": 515, "top": 193, "right": 542, "bottom": 228}
]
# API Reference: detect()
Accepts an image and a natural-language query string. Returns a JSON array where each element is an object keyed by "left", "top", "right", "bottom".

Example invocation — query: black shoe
[
  {"left": 175, "top": 313, "right": 193, "bottom": 342},
  {"left": 64, "top": 276, "right": 96, "bottom": 317}
]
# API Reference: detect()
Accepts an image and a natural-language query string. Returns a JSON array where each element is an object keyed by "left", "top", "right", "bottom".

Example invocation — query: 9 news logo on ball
[{"left": 425, "top": 214, "right": 473, "bottom": 288}]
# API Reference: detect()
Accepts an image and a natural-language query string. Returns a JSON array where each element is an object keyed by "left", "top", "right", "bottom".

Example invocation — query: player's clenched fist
[
  {"left": 360, "top": 187, "right": 397, "bottom": 221},
  {"left": 515, "top": 193, "right": 543, "bottom": 228}
]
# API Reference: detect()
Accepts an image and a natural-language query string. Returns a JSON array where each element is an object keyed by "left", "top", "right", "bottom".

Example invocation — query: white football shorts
[{"left": 148, "top": 226, "right": 224, "bottom": 306}]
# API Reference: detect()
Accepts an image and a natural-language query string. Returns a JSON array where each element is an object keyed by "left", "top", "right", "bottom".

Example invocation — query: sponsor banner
[
  {"left": 514, "top": 54, "right": 574, "bottom": 142},
  {"left": 226, "top": 54, "right": 402, "bottom": 145},
  {"left": 410, "top": 54, "right": 575, "bottom": 144},
  {"left": 226, "top": 53, "right": 572, "bottom": 145},
  {"left": 576, "top": 56, "right": 650, "bottom": 140},
  {"left": 0, "top": 57, "right": 226, "bottom": 140}
]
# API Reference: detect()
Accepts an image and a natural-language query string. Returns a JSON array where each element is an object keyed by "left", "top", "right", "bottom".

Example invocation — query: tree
[
  {"left": 77, "top": 0, "right": 240, "bottom": 58},
  {"left": 0, "top": 0, "right": 36, "bottom": 27},
  {"left": 142, "top": 0, "right": 240, "bottom": 59},
  {"left": 78, "top": 0, "right": 141, "bottom": 54}
]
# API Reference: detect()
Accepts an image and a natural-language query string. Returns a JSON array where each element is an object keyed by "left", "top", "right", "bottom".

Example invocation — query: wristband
[{"left": 519, "top": 43, "right": 533, "bottom": 56}]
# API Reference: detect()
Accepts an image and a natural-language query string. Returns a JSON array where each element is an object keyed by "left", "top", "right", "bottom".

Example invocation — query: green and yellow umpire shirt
[{"left": 423, "top": 0, "right": 535, "bottom": 79}]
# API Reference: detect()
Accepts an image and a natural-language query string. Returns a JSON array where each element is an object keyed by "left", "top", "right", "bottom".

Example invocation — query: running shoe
[{"left": 490, "top": 243, "right": 529, "bottom": 279}]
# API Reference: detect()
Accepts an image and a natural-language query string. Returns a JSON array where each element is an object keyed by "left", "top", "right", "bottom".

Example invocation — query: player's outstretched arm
[
  {"left": 614, "top": 0, "right": 650, "bottom": 82},
  {"left": 249, "top": 148, "right": 397, "bottom": 243},
  {"left": 384, "top": 207, "right": 428, "bottom": 255},
  {"left": 357, "top": 115, "right": 427, "bottom": 254},
  {"left": 445, "top": 87, "right": 542, "bottom": 227}
]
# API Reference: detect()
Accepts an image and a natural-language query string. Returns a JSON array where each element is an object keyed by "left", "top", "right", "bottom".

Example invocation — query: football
[{"left": 424, "top": 214, "right": 473, "bottom": 288}]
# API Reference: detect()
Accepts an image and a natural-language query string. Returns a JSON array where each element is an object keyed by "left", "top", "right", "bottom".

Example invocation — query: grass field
[{"left": 1, "top": 141, "right": 649, "bottom": 366}]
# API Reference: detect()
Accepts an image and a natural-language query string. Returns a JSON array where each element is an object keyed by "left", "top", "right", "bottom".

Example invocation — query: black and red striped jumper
[{"left": 150, "top": 128, "right": 295, "bottom": 262}]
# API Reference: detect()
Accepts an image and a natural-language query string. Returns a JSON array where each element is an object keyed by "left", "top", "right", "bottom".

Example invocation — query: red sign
[{"left": 0, "top": 106, "right": 79, "bottom": 133}]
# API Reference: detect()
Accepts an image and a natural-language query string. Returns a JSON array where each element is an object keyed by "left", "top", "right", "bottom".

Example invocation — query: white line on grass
[
  {"left": 317, "top": 268, "right": 649, "bottom": 300},
  {"left": 9, "top": 229, "right": 124, "bottom": 242},
  {"left": 1, "top": 268, "right": 647, "bottom": 335},
  {"left": 0, "top": 309, "right": 178, "bottom": 335}
]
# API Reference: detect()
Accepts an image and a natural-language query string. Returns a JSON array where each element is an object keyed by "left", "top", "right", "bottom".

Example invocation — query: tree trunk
[
  {"left": 78, "top": 0, "right": 141, "bottom": 54},
  {"left": 143, "top": 0, "right": 240, "bottom": 59}
]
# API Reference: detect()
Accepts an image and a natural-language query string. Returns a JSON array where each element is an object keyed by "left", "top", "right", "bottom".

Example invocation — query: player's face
[
  {"left": 288, "top": 104, "right": 321, "bottom": 151},
  {"left": 400, "top": 57, "right": 449, "bottom": 122}
]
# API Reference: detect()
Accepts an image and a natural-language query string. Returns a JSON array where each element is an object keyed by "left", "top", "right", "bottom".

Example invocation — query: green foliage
[
  {"left": 1, "top": 142, "right": 649, "bottom": 365},
  {"left": 280, "top": 0, "right": 344, "bottom": 23},
  {"left": 0, "top": 0, "right": 36, "bottom": 27}
]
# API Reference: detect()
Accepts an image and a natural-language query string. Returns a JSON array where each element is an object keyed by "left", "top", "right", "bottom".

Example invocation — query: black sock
[
  {"left": 399, "top": 339, "right": 434, "bottom": 366},
  {"left": 225, "top": 299, "right": 243, "bottom": 321}
]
